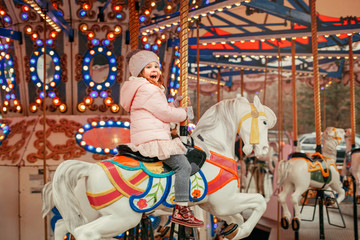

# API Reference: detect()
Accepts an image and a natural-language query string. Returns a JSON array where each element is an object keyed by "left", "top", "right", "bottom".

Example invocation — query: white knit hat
[{"left": 128, "top": 50, "right": 160, "bottom": 77}]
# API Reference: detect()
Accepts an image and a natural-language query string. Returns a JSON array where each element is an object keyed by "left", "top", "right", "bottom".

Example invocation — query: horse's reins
[{"left": 237, "top": 104, "right": 267, "bottom": 145}]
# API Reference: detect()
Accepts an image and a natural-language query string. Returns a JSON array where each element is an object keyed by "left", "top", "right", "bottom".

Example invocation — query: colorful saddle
[
  {"left": 116, "top": 144, "right": 207, "bottom": 175},
  {"left": 289, "top": 152, "right": 334, "bottom": 184}
]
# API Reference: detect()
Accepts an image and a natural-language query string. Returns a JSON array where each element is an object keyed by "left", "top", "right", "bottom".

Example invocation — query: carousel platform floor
[{"left": 256, "top": 199, "right": 360, "bottom": 240}]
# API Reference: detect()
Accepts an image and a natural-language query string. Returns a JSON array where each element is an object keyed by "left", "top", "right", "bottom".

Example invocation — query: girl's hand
[
  {"left": 173, "top": 95, "right": 183, "bottom": 108},
  {"left": 174, "top": 95, "right": 192, "bottom": 107}
]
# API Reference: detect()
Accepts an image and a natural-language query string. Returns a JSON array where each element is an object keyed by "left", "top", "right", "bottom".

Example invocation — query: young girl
[{"left": 120, "top": 50, "right": 203, "bottom": 228}]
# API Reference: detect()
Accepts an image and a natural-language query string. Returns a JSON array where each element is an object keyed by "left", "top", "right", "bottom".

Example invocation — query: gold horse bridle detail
[{"left": 237, "top": 104, "right": 267, "bottom": 144}]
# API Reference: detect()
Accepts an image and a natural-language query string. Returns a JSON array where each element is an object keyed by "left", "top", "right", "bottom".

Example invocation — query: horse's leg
[
  {"left": 356, "top": 166, "right": 360, "bottom": 198},
  {"left": 289, "top": 178, "right": 310, "bottom": 231},
  {"left": 54, "top": 219, "right": 69, "bottom": 240},
  {"left": 278, "top": 182, "right": 293, "bottom": 229},
  {"left": 329, "top": 168, "right": 346, "bottom": 205},
  {"left": 73, "top": 211, "right": 142, "bottom": 240},
  {"left": 351, "top": 154, "right": 360, "bottom": 197},
  {"left": 205, "top": 186, "right": 266, "bottom": 239},
  {"left": 259, "top": 170, "right": 265, "bottom": 196}
]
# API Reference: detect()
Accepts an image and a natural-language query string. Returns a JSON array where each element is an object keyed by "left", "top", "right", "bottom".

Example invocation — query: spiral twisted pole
[
  {"left": 291, "top": 38, "right": 298, "bottom": 146},
  {"left": 196, "top": 20, "right": 200, "bottom": 122},
  {"left": 263, "top": 57, "right": 268, "bottom": 105},
  {"left": 179, "top": 0, "right": 189, "bottom": 126},
  {"left": 348, "top": 33, "right": 359, "bottom": 240},
  {"left": 277, "top": 46, "right": 283, "bottom": 160},
  {"left": 349, "top": 35, "right": 356, "bottom": 147},
  {"left": 129, "top": 0, "right": 139, "bottom": 50},
  {"left": 310, "top": 0, "right": 322, "bottom": 152}
]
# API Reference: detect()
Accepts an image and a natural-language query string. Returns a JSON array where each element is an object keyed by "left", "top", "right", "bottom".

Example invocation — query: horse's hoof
[
  {"left": 292, "top": 218, "right": 300, "bottom": 231},
  {"left": 325, "top": 196, "right": 336, "bottom": 206},
  {"left": 221, "top": 223, "right": 239, "bottom": 239},
  {"left": 280, "top": 217, "right": 289, "bottom": 229}
]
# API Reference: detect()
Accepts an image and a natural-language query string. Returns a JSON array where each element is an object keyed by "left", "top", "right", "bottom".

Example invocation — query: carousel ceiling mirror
[
  {"left": 36, "top": 53, "right": 55, "bottom": 85},
  {"left": 82, "top": 46, "right": 117, "bottom": 91},
  {"left": 30, "top": 46, "right": 61, "bottom": 91},
  {"left": 90, "top": 54, "right": 109, "bottom": 84}
]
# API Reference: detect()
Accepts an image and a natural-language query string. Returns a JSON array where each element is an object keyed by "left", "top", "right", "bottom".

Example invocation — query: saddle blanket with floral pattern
[{"left": 86, "top": 156, "right": 207, "bottom": 212}]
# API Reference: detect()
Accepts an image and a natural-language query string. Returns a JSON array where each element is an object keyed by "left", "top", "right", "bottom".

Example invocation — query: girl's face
[{"left": 142, "top": 62, "right": 160, "bottom": 82}]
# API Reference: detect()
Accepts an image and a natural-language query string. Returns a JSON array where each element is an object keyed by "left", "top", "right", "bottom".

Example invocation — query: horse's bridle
[
  {"left": 331, "top": 128, "right": 342, "bottom": 144},
  {"left": 237, "top": 104, "right": 267, "bottom": 145}
]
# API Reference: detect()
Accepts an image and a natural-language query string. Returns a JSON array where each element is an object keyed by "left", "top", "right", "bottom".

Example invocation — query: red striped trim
[
  {"left": 87, "top": 188, "right": 122, "bottom": 209},
  {"left": 206, "top": 152, "right": 239, "bottom": 194},
  {"left": 101, "top": 161, "right": 146, "bottom": 197}
]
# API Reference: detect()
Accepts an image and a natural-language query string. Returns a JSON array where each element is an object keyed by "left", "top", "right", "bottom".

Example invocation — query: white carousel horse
[
  {"left": 42, "top": 95, "right": 277, "bottom": 240},
  {"left": 342, "top": 128, "right": 360, "bottom": 200},
  {"left": 277, "top": 127, "right": 346, "bottom": 230}
]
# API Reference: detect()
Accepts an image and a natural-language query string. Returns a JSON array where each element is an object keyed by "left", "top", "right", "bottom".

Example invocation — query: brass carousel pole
[
  {"left": 217, "top": 67, "right": 221, "bottom": 102},
  {"left": 348, "top": 34, "right": 358, "bottom": 240},
  {"left": 276, "top": 45, "right": 283, "bottom": 240},
  {"left": 291, "top": 36, "right": 300, "bottom": 240},
  {"left": 43, "top": 8, "right": 48, "bottom": 240},
  {"left": 129, "top": 0, "right": 139, "bottom": 49},
  {"left": 196, "top": 19, "right": 200, "bottom": 122},
  {"left": 263, "top": 57, "right": 268, "bottom": 105},
  {"left": 291, "top": 38, "right": 298, "bottom": 149},
  {"left": 310, "top": 0, "right": 325, "bottom": 239},
  {"left": 239, "top": 69, "right": 244, "bottom": 192},
  {"left": 310, "top": 0, "right": 322, "bottom": 153},
  {"left": 179, "top": 0, "right": 189, "bottom": 137}
]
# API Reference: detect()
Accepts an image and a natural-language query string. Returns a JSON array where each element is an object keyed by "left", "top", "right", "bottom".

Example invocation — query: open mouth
[{"left": 150, "top": 74, "right": 158, "bottom": 80}]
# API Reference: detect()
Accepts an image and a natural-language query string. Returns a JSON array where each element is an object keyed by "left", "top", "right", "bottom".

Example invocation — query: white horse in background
[
  {"left": 342, "top": 128, "right": 360, "bottom": 201},
  {"left": 277, "top": 127, "right": 345, "bottom": 230},
  {"left": 42, "top": 96, "right": 277, "bottom": 240},
  {"left": 245, "top": 141, "right": 277, "bottom": 201}
]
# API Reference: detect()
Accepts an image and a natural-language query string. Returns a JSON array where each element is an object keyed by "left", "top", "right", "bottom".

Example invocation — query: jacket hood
[{"left": 120, "top": 76, "right": 149, "bottom": 112}]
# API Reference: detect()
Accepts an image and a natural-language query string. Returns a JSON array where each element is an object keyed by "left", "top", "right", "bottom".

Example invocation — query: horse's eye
[{"left": 263, "top": 121, "right": 267, "bottom": 125}]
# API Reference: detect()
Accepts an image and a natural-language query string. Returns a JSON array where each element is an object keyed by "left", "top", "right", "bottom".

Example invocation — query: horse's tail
[
  {"left": 277, "top": 160, "right": 291, "bottom": 186},
  {"left": 42, "top": 182, "right": 54, "bottom": 218},
  {"left": 52, "top": 160, "right": 91, "bottom": 233}
]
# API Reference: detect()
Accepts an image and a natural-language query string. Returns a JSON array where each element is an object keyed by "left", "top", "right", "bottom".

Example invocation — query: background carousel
[{"left": 0, "top": 0, "right": 360, "bottom": 239}]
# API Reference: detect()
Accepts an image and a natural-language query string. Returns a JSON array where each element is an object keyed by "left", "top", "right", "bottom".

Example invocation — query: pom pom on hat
[{"left": 128, "top": 50, "right": 160, "bottom": 77}]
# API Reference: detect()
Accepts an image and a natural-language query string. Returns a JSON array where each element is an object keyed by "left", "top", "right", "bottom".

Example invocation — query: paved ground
[{"left": 259, "top": 199, "right": 360, "bottom": 240}]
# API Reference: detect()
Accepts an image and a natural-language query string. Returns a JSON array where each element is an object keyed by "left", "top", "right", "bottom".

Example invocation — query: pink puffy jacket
[{"left": 120, "top": 76, "right": 187, "bottom": 146}]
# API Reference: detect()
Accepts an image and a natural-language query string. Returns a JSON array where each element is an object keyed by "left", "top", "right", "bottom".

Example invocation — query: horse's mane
[{"left": 192, "top": 97, "right": 249, "bottom": 151}]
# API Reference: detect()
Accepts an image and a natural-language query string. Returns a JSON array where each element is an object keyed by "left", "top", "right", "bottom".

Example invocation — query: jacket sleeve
[{"left": 138, "top": 84, "right": 187, "bottom": 123}]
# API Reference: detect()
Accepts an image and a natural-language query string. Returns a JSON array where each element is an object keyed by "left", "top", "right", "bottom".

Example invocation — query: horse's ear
[
  {"left": 264, "top": 106, "right": 277, "bottom": 129},
  {"left": 322, "top": 127, "right": 330, "bottom": 138},
  {"left": 253, "top": 95, "right": 264, "bottom": 111}
]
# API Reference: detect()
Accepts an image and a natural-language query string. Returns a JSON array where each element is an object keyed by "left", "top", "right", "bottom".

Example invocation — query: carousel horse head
[
  {"left": 192, "top": 95, "right": 276, "bottom": 159},
  {"left": 239, "top": 95, "right": 276, "bottom": 157},
  {"left": 322, "top": 127, "right": 345, "bottom": 145}
]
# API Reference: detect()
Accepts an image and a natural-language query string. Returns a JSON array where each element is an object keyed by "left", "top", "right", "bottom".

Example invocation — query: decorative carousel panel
[
  {"left": 27, "top": 46, "right": 66, "bottom": 113},
  {"left": 0, "top": 49, "right": 21, "bottom": 114},
  {"left": 23, "top": 24, "right": 68, "bottom": 114},
  {"left": 75, "top": 21, "right": 124, "bottom": 114}
]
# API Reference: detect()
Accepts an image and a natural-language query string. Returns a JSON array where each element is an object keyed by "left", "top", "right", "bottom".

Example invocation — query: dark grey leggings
[{"left": 163, "top": 154, "right": 191, "bottom": 202}]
